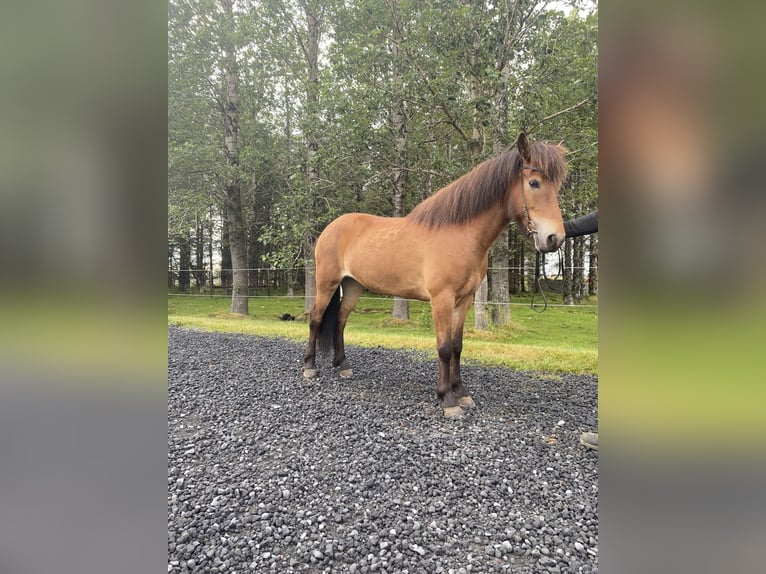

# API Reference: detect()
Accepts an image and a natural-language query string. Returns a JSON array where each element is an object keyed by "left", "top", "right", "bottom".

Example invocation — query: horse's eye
[{"left": 529, "top": 180, "right": 540, "bottom": 189}]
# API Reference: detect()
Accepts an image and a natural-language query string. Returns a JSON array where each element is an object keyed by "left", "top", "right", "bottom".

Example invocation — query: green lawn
[{"left": 168, "top": 292, "right": 597, "bottom": 375}]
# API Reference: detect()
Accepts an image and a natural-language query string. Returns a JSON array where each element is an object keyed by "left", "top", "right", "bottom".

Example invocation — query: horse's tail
[{"left": 318, "top": 286, "right": 341, "bottom": 355}]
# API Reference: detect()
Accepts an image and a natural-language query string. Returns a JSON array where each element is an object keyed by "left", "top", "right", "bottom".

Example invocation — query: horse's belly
[{"left": 347, "top": 266, "right": 430, "bottom": 301}]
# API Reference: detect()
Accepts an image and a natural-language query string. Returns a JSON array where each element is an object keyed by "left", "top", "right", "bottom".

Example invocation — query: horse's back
[
  {"left": 320, "top": 212, "right": 388, "bottom": 235},
  {"left": 315, "top": 213, "right": 432, "bottom": 299},
  {"left": 322, "top": 212, "right": 407, "bottom": 254}
]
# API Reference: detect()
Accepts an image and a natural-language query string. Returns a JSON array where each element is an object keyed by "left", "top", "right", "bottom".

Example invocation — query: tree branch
[
  {"left": 565, "top": 140, "right": 599, "bottom": 158},
  {"left": 538, "top": 97, "right": 592, "bottom": 123},
  {"left": 276, "top": 0, "right": 309, "bottom": 63}
]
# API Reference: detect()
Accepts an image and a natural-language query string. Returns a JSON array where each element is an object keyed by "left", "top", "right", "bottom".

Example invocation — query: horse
[{"left": 303, "top": 132, "right": 568, "bottom": 417}]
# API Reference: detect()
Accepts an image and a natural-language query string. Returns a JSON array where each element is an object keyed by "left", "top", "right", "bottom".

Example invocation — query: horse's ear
[{"left": 517, "top": 132, "right": 531, "bottom": 162}]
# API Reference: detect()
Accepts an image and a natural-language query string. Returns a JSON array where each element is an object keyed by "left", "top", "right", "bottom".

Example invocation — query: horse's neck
[{"left": 473, "top": 208, "right": 512, "bottom": 254}]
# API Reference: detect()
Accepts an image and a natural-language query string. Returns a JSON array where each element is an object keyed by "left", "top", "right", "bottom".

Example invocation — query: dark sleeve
[{"left": 564, "top": 210, "right": 598, "bottom": 238}]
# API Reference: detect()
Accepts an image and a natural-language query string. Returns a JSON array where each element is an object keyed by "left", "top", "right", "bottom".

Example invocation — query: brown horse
[{"left": 303, "top": 133, "right": 568, "bottom": 417}]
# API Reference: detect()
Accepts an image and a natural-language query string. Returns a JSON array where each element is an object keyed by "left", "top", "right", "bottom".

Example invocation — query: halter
[{"left": 519, "top": 165, "right": 540, "bottom": 238}]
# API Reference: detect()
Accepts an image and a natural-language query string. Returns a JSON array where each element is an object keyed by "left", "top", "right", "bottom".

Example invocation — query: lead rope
[
  {"left": 543, "top": 248, "right": 565, "bottom": 290},
  {"left": 530, "top": 248, "right": 565, "bottom": 313},
  {"left": 531, "top": 252, "right": 548, "bottom": 313}
]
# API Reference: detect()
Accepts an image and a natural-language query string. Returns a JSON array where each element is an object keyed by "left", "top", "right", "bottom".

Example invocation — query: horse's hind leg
[
  {"left": 303, "top": 282, "right": 339, "bottom": 378},
  {"left": 334, "top": 277, "right": 363, "bottom": 378}
]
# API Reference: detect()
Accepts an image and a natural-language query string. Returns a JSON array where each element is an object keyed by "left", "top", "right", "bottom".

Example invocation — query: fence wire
[{"left": 168, "top": 263, "right": 598, "bottom": 308}]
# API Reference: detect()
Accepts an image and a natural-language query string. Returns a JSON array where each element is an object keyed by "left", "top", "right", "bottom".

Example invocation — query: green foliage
[
  {"left": 169, "top": 0, "right": 598, "bottom": 280},
  {"left": 516, "top": 8, "right": 598, "bottom": 218}
]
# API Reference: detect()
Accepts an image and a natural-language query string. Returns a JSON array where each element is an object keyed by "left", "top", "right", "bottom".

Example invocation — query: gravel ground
[{"left": 168, "top": 326, "right": 598, "bottom": 574}]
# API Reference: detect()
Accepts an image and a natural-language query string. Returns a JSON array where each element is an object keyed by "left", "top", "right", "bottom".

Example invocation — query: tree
[
  {"left": 168, "top": 0, "right": 222, "bottom": 294},
  {"left": 465, "top": 0, "right": 553, "bottom": 327},
  {"left": 259, "top": 0, "right": 333, "bottom": 312},
  {"left": 168, "top": 0, "right": 253, "bottom": 313},
  {"left": 519, "top": 9, "right": 598, "bottom": 302},
  {"left": 386, "top": 0, "right": 411, "bottom": 320},
  {"left": 220, "top": 0, "right": 249, "bottom": 314},
  {"left": 168, "top": 0, "right": 598, "bottom": 311},
  {"left": 465, "top": 0, "right": 492, "bottom": 329}
]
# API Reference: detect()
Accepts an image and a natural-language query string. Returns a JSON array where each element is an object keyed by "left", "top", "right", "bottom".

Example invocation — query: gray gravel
[{"left": 168, "top": 326, "right": 598, "bottom": 573}]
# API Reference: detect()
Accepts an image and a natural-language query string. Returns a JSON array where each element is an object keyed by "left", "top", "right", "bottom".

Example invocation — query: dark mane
[{"left": 408, "top": 142, "right": 568, "bottom": 228}]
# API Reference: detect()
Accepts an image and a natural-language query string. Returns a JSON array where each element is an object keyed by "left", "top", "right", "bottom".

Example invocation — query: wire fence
[
  {"left": 167, "top": 265, "right": 598, "bottom": 308},
  {"left": 167, "top": 292, "right": 597, "bottom": 308}
]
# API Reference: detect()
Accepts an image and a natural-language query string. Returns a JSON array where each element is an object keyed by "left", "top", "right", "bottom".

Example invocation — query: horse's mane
[{"left": 408, "top": 142, "right": 568, "bottom": 228}]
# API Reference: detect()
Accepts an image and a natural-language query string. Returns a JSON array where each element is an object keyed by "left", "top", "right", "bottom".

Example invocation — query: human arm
[{"left": 564, "top": 210, "right": 598, "bottom": 238}]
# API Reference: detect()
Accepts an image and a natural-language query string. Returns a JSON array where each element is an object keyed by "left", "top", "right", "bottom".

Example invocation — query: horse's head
[{"left": 512, "top": 133, "right": 568, "bottom": 252}]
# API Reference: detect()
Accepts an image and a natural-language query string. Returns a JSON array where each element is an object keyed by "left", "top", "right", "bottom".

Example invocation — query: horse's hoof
[
  {"left": 339, "top": 368, "right": 353, "bottom": 379},
  {"left": 303, "top": 368, "right": 318, "bottom": 379},
  {"left": 443, "top": 406, "right": 464, "bottom": 419},
  {"left": 457, "top": 396, "right": 476, "bottom": 409}
]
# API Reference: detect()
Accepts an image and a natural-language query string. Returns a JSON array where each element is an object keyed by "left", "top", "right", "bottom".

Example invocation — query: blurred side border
[
  {"left": 0, "top": 2, "right": 167, "bottom": 574},
  {"left": 600, "top": 1, "right": 766, "bottom": 572}
]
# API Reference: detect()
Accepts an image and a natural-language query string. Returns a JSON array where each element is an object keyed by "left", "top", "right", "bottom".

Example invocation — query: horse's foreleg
[
  {"left": 450, "top": 296, "right": 475, "bottom": 409},
  {"left": 431, "top": 294, "right": 461, "bottom": 417},
  {"left": 333, "top": 277, "right": 363, "bottom": 378}
]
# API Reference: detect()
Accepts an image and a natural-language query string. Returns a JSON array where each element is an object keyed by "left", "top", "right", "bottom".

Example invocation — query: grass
[{"left": 168, "top": 291, "right": 597, "bottom": 375}]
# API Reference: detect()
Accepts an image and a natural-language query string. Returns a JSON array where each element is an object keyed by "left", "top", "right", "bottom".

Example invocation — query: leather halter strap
[{"left": 519, "top": 164, "right": 540, "bottom": 237}]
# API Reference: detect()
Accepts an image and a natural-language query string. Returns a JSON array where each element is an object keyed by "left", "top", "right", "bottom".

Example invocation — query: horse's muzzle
[{"left": 534, "top": 231, "right": 565, "bottom": 252}]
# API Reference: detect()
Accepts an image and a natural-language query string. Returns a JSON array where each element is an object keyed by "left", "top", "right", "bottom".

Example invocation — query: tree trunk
[
  {"left": 489, "top": 229, "right": 511, "bottom": 325},
  {"left": 282, "top": 81, "right": 296, "bottom": 301},
  {"left": 522, "top": 246, "right": 530, "bottom": 293},
  {"left": 221, "top": 215, "right": 232, "bottom": 288},
  {"left": 302, "top": 1, "right": 320, "bottom": 314},
  {"left": 247, "top": 218, "right": 260, "bottom": 294},
  {"left": 467, "top": 4, "right": 488, "bottom": 329},
  {"left": 245, "top": 179, "right": 261, "bottom": 291},
  {"left": 194, "top": 216, "right": 205, "bottom": 292},
  {"left": 487, "top": 60, "right": 512, "bottom": 325},
  {"left": 468, "top": 39, "right": 482, "bottom": 157},
  {"left": 474, "top": 275, "right": 490, "bottom": 330},
  {"left": 573, "top": 236, "right": 585, "bottom": 304},
  {"left": 286, "top": 268, "right": 295, "bottom": 298},
  {"left": 208, "top": 209, "right": 214, "bottom": 295},
  {"left": 221, "top": 0, "right": 248, "bottom": 315},
  {"left": 226, "top": 195, "right": 249, "bottom": 314},
  {"left": 563, "top": 238, "right": 574, "bottom": 305},
  {"left": 391, "top": 297, "right": 409, "bottom": 320},
  {"left": 510, "top": 232, "right": 525, "bottom": 294},
  {"left": 168, "top": 243, "right": 175, "bottom": 290},
  {"left": 179, "top": 232, "right": 191, "bottom": 292},
  {"left": 389, "top": 19, "right": 409, "bottom": 320}
]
